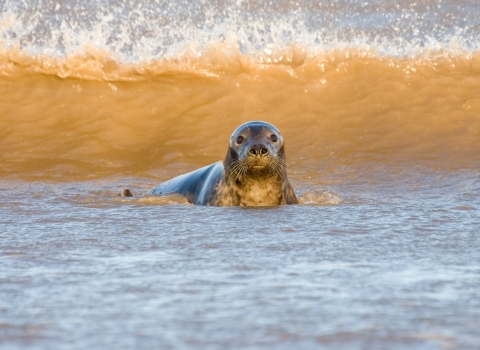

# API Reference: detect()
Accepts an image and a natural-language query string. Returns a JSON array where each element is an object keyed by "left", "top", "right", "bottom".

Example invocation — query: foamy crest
[
  {"left": 139, "top": 194, "right": 191, "bottom": 206},
  {"left": 1, "top": 0, "right": 479, "bottom": 62},
  {"left": 300, "top": 190, "right": 343, "bottom": 206}
]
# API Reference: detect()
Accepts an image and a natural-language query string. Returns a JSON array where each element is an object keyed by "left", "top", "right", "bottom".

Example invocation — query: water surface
[{"left": 1, "top": 0, "right": 480, "bottom": 349}]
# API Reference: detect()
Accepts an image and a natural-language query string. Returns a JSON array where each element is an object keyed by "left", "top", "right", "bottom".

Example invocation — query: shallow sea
[{"left": 1, "top": 0, "right": 480, "bottom": 349}]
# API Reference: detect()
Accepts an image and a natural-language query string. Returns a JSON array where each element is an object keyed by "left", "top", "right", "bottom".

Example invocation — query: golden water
[{"left": 2, "top": 48, "right": 479, "bottom": 181}]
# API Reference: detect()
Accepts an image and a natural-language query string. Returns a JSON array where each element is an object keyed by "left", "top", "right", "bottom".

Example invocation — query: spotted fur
[{"left": 148, "top": 121, "right": 298, "bottom": 206}]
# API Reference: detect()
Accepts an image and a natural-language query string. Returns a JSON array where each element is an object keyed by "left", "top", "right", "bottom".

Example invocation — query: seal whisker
[
  {"left": 232, "top": 164, "right": 243, "bottom": 179},
  {"left": 267, "top": 157, "right": 286, "bottom": 177},
  {"left": 228, "top": 159, "right": 248, "bottom": 180},
  {"left": 277, "top": 158, "right": 287, "bottom": 173},
  {"left": 227, "top": 159, "right": 240, "bottom": 176}
]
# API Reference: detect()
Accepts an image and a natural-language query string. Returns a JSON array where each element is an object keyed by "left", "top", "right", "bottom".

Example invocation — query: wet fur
[
  {"left": 217, "top": 144, "right": 297, "bottom": 206},
  {"left": 148, "top": 121, "right": 298, "bottom": 206}
]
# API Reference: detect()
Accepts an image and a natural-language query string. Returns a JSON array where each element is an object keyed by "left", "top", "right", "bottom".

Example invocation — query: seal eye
[
  {"left": 236, "top": 135, "right": 245, "bottom": 144},
  {"left": 270, "top": 134, "right": 278, "bottom": 142}
]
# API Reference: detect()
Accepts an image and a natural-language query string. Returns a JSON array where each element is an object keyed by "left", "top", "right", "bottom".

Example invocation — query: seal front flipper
[{"left": 148, "top": 161, "right": 224, "bottom": 205}]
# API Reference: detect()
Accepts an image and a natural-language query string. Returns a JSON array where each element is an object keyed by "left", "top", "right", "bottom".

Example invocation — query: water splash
[
  {"left": 299, "top": 189, "right": 343, "bottom": 206},
  {"left": 1, "top": 0, "right": 479, "bottom": 62}
]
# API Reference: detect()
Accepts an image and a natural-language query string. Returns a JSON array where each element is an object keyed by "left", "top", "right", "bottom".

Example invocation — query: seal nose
[{"left": 248, "top": 145, "right": 269, "bottom": 156}]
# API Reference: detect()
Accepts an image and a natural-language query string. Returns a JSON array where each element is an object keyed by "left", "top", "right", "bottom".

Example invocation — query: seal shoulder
[{"left": 148, "top": 161, "right": 225, "bottom": 205}]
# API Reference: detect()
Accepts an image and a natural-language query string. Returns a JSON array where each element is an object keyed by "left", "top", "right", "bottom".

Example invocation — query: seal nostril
[
  {"left": 249, "top": 148, "right": 257, "bottom": 155},
  {"left": 261, "top": 147, "right": 269, "bottom": 155}
]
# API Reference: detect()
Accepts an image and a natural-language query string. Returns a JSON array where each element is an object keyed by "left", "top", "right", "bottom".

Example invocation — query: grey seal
[{"left": 148, "top": 121, "right": 298, "bottom": 206}]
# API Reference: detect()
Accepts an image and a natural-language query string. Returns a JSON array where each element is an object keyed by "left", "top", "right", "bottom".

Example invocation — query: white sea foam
[{"left": 1, "top": 0, "right": 479, "bottom": 62}]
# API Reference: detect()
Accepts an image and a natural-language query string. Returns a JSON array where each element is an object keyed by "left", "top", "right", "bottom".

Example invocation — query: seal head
[
  {"left": 226, "top": 121, "right": 285, "bottom": 178},
  {"left": 218, "top": 121, "right": 297, "bottom": 206}
]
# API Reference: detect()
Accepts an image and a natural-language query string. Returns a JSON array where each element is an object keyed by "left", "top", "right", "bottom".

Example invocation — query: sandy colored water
[{"left": 1, "top": 49, "right": 480, "bottom": 180}]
